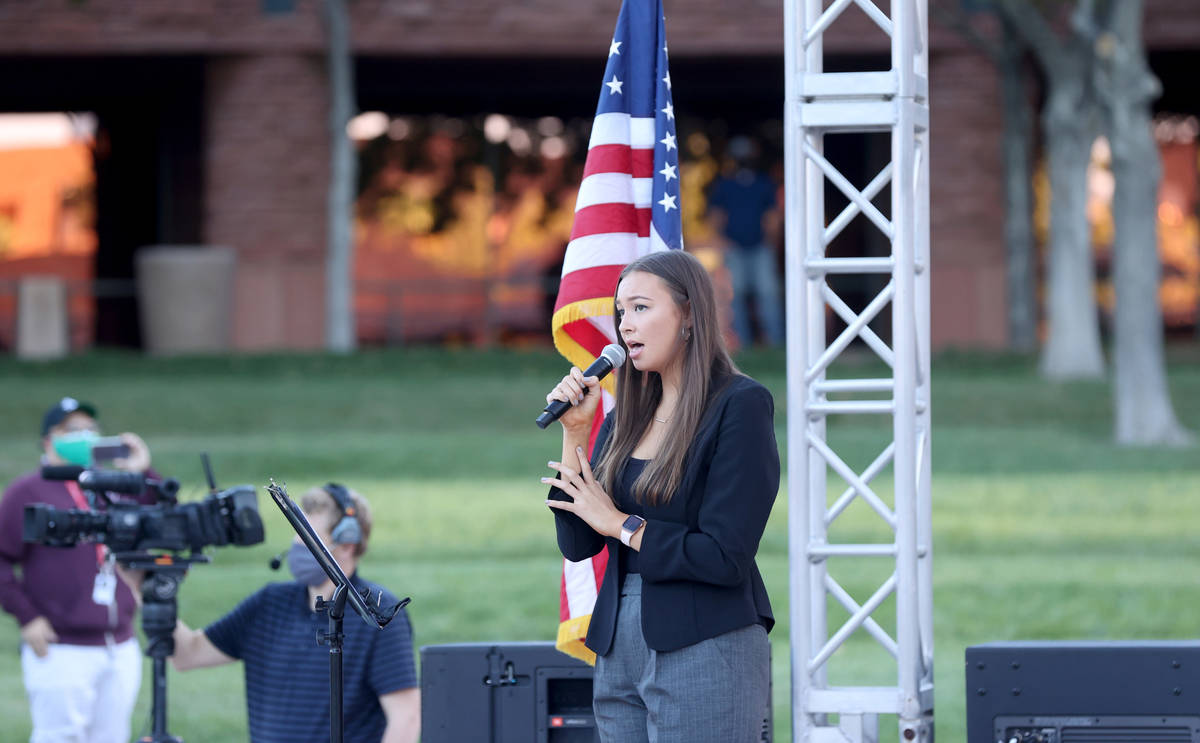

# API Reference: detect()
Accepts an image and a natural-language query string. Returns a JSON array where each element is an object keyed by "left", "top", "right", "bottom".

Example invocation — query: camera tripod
[{"left": 118, "top": 551, "right": 211, "bottom": 743}]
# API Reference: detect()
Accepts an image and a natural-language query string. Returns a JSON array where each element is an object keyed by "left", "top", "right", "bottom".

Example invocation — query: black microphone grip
[{"left": 536, "top": 399, "right": 578, "bottom": 429}]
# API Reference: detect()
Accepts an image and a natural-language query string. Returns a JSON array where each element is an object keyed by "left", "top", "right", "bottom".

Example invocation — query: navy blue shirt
[
  {"left": 708, "top": 169, "right": 778, "bottom": 249},
  {"left": 205, "top": 575, "right": 416, "bottom": 743}
]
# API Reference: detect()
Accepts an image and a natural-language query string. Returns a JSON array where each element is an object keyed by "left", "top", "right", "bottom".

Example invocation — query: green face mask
[{"left": 51, "top": 430, "right": 97, "bottom": 467}]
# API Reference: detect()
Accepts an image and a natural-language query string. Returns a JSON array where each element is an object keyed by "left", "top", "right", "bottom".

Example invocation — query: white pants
[{"left": 21, "top": 637, "right": 142, "bottom": 743}]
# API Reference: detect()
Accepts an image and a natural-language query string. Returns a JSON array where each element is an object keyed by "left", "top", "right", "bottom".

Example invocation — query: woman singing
[{"left": 541, "top": 249, "right": 779, "bottom": 743}]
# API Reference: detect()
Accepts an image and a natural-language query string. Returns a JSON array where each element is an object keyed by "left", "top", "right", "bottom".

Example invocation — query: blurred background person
[
  {"left": 707, "top": 135, "right": 785, "bottom": 349},
  {"left": 0, "top": 396, "right": 154, "bottom": 743}
]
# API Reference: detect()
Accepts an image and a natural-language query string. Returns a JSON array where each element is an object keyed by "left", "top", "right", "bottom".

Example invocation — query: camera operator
[
  {"left": 0, "top": 396, "right": 156, "bottom": 743},
  {"left": 170, "top": 484, "right": 420, "bottom": 743}
]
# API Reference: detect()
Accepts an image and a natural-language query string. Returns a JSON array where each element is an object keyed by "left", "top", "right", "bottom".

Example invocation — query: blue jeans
[
  {"left": 592, "top": 574, "right": 771, "bottom": 743},
  {"left": 724, "top": 245, "right": 784, "bottom": 347}
]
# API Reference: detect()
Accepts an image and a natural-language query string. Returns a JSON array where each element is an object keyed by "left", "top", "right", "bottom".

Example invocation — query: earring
[{"left": 681, "top": 327, "right": 691, "bottom": 341}]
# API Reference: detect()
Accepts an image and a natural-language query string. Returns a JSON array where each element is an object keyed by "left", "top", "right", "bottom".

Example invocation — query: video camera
[
  {"left": 24, "top": 464, "right": 264, "bottom": 556},
  {"left": 23, "top": 456, "right": 265, "bottom": 742}
]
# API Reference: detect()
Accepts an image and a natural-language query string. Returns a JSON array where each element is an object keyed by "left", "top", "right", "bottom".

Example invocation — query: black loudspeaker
[
  {"left": 421, "top": 642, "right": 600, "bottom": 743},
  {"left": 966, "top": 641, "right": 1200, "bottom": 743}
]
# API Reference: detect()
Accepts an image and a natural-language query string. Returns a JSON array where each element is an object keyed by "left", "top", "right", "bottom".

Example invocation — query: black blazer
[{"left": 549, "top": 373, "right": 780, "bottom": 654}]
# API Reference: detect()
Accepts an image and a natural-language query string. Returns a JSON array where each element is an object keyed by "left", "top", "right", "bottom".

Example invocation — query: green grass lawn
[{"left": 0, "top": 346, "right": 1198, "bottom": 742}]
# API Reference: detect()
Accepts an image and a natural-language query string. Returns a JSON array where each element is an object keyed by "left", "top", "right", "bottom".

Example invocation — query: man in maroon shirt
[{"left": 0, "top": 397, "right": 156, "bottom": 743}]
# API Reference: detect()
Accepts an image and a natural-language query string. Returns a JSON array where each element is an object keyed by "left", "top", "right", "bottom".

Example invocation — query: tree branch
[
  {"left": 929, "top": 0, "right": 1003, "bottom": 63},
  {"left": 993, "top": 0, "right": 1064, "bottom": 70}
]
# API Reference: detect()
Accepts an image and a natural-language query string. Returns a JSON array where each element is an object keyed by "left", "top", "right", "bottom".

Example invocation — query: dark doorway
[
  {"left": 356, "top": 55, "right": 787, "bottom": 123},
  {"left": 0, "top": 56, "right": 205, "bottom": 347}
]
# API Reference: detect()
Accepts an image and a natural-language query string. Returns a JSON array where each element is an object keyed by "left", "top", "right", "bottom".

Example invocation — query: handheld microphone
[{"left": 536, "top": 343, "right": 627, "bottom": 429}]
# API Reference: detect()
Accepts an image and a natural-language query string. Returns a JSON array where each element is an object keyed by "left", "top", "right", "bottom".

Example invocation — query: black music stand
[{"left": 266, "top": 480, "right": 409, "bottom": 743}]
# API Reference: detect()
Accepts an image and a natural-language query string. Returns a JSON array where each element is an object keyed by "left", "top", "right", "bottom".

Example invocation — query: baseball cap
[{"left": 41, "top": 397, "right": 98, "bottom": 437}]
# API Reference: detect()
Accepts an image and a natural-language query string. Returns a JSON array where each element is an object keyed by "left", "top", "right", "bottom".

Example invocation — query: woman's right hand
[{"left": 547, "top": 366, "right": 602, "bottom": 431}]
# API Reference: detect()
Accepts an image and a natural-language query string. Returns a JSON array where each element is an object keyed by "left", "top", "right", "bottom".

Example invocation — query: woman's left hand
[{"left": 543, "top": 447, "right": 623, "bottom": 539}]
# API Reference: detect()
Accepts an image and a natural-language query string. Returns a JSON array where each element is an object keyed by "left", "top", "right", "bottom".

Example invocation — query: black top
[
  {"left": 614, "top": 457, "right": 648, "bottom": 575},
  {"left": 549, "top": 373, "right": 780, "bottom": 654}
]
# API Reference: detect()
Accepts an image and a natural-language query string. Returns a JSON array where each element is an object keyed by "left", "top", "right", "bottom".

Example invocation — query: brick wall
[
  {"left": 929, "top": 48, "right": 1009, "bottom": 349},
  {"left": 0, "top": 0, "right": 905, "bottom": 57},
  {"left": 4, "top": 1, "right": 1195, "bottom": 57},
  {"left": 204, "top": 53, "right": 328, "bottom": 349}
]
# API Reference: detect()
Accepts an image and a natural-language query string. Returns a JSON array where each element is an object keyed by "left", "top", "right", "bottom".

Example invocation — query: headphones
[{"left": 323, "top": 482, "right": 363, "bottom": 546}]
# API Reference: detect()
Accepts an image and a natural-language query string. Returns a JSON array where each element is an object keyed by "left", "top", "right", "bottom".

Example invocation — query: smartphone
[{"left": 91, "top": 436, "right": 131, "bottom": 463}]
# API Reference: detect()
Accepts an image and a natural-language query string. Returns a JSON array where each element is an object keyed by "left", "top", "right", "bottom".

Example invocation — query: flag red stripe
[
  {"left": 591, "top": 546, "right": 608, "bottom": 586},
  {"left": 554, "top": 265, "right": 624, "bottom": 311},
  {"left": 560, "top": 316, "right": 615, "bottom": 357},
  {"left": 583, "top": 144, "right": 655, "bottom": 179},
  {"left": 559, "top": 572, "right": 570, "bottom": 622},
  {"left": 570, "top": 204, "right": 651, "bottom": 241},
  {"left": 635, "top": 207, "right": 651, "bottom": 238}
]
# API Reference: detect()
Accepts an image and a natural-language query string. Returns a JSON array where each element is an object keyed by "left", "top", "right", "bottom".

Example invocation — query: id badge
[{"left": 93, "top": 571, "right": 117, "bottom": 606}]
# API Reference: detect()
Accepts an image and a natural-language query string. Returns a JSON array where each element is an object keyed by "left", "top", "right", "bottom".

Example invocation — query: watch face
[{"left": 622, "top": 515, "right": 645, "bottom": 532}]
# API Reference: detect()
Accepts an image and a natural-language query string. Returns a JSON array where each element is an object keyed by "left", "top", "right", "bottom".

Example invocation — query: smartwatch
[{"left": 620, "top": 514, "right": 646, "bottom": 547}]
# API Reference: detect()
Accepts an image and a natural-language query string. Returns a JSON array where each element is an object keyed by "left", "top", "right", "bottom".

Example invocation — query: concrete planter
[
  {"left": 16, "top": 275, "right": 69, "bottom": 359},
  {"left": 136, "top": 245, "right": 236, "bottom": 354}
]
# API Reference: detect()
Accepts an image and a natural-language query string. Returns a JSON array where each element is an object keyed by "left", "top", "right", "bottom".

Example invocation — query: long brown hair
[{"left": 594, "top": 250, "right": 739, "bottom": 506}]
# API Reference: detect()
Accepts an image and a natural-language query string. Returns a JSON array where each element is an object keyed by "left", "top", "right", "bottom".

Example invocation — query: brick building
[{"left": 1, "top": 0, "right": 1197, "bottom": 350}]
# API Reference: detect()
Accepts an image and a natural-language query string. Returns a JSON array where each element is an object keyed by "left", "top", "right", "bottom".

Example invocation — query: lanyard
[{"left": 65, "top": 481, "right": 108, "bottom": 568}]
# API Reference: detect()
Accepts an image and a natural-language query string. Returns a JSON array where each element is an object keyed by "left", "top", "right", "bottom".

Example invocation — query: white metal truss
[{"left": 784, "top": 1, "right": 932, "bottom": 741}]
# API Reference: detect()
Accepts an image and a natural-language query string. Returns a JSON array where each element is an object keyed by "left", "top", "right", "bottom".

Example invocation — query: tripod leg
[{"left": 139, "top": 570, "right": 185, "bottom": 743}]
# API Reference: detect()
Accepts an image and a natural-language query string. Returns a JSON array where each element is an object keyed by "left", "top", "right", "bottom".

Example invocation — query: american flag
[{"left": 552, "top": 0, "right": 682, "bottom": 665}]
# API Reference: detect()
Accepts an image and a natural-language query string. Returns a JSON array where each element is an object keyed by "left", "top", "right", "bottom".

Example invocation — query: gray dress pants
[{"left": 593, "top": 574, "right": 770, "bottom": 743}]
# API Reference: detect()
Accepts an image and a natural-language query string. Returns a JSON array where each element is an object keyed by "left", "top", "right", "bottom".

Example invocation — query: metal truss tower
[{"left": 783, "top": 1, "right": 933, "bottom": 741}]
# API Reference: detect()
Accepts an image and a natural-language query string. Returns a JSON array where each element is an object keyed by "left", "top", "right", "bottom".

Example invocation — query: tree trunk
[
  {"left": 995, "top": 0, "right": 1105, "bottom": 378},
  {"left": 1102, "top": 0, "right": 1192, "bottom": 445},
  {"left": 930, "top": 3, "right": 1040, "bottom": 351},
  {"left": 1039, "top": 68, "right": 1104, "bottom": 379},
  {"left": 998, "top": 17, "right": 1037, "bottom": 352},
  {"left": 324, "top": 0, "right": 357, "bottom": 352}
]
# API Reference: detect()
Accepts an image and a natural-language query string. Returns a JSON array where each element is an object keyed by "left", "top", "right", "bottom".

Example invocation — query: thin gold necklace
[{"left": 656, "top": 393, "right": 676, "bottom": 424}]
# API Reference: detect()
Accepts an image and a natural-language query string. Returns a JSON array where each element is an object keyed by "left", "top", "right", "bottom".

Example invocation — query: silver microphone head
[{"left": 600, "top": 343, "right": 627, "bottom": 369}]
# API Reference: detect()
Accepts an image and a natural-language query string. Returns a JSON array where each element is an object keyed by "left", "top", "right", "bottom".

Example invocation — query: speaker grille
[{"left": 1062, "top": 727, "right": 1194, "bottom": 742}]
